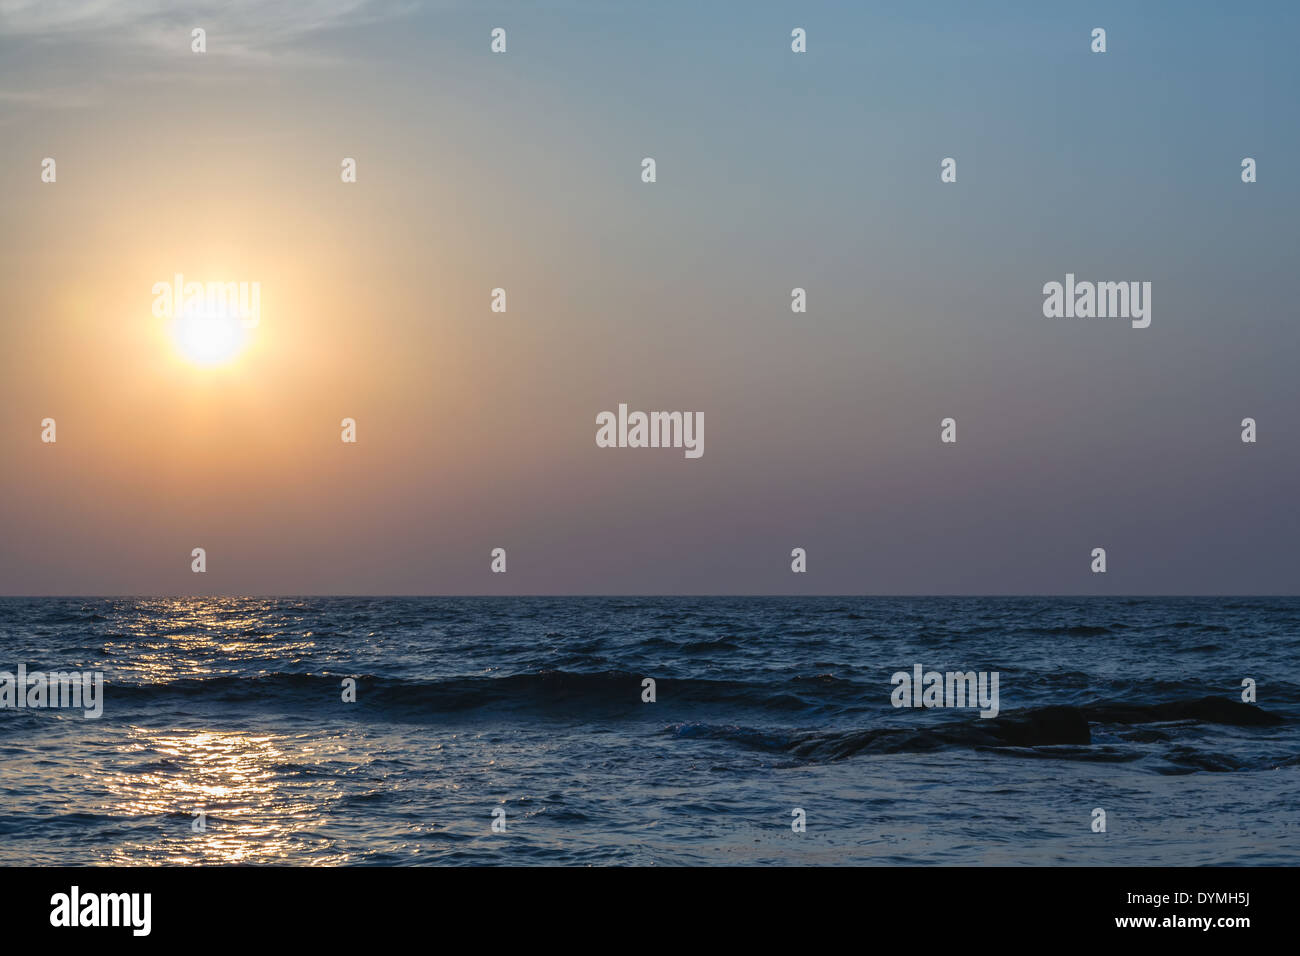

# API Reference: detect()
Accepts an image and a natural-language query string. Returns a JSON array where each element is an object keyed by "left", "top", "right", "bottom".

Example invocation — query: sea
[{"left": 1, "top": 596, "right": 1296, "bottom": 865}]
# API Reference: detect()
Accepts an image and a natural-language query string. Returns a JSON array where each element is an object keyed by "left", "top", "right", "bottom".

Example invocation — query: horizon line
[{"left": 1, "top": 593, "right": 1296, "bottom": 600}]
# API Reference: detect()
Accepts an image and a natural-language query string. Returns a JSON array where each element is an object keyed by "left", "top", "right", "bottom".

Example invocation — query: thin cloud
[
  {"left": 0, "top": 0, "right": 418, "bottom": 111},
  {"left": 0, "top": 0, "right": 416, "bottom": 55}
]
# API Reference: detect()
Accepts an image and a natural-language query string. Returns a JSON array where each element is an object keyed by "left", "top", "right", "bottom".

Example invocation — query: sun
[{"left": 170, "top": 299, "right": 250, "bottom": 367}]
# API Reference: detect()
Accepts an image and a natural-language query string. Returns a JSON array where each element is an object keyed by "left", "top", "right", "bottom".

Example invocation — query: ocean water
[{"left": 0, "top": 596, "right": 1296, "bottom": 866}]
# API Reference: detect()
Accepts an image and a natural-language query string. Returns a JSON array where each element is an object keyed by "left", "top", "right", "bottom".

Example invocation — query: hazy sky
[{"left": 2, "top": 1, "right": 1297, "bottom": 594}]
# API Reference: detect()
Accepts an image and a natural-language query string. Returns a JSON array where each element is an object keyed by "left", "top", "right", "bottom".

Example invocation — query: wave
[
  {"left": 104, "top": 669, "right": 818, "bottom": 715},
  {"left": 1083, "top": 696, "right": 1284, "bottom": 728},
  {"left": 669, "top": 697, "right": 1284, "bottom": 764},
  {"left": 96, "top": 670, "right": 1292, "bottom": 729}
]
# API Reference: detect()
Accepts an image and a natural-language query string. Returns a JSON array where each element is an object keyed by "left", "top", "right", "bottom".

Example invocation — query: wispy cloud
[
  {"left": 0, "top": 0, "right": 415, "bottom": 56},
  {"left": 0, "top": 86, "right": 93, "bottom": 107},
  {"left": 0, "top": 0, "right": 417, "bottom": 112}
]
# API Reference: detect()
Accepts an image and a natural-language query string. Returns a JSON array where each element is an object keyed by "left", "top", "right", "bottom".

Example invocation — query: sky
[{"left": 1, "top": 1, "right": 1297, "bottom": 595}]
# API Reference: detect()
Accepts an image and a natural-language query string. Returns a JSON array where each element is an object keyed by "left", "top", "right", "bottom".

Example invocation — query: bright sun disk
[{"left": 170, "top": 302, "right": 249, "bottom": 367}]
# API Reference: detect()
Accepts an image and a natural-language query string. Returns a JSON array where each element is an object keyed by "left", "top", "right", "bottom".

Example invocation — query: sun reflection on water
[
  {"left": 100, "top": 597, "right": 321, "bottom": 686},
  {"left": 102, "top": 727, "right": 346, "bottom": 865},
  {"left": 90, "top": 599, "right": 350, "bottom": 864}
]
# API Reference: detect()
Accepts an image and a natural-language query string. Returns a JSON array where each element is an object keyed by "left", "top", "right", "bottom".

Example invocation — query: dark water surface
[{"left": 1, "top": 597, "right": 1296, "bottom": 865}]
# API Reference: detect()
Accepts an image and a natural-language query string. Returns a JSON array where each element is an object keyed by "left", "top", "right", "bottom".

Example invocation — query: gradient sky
[{"left": 2, "top": 1, "right": 1297, "bottom": 594}]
